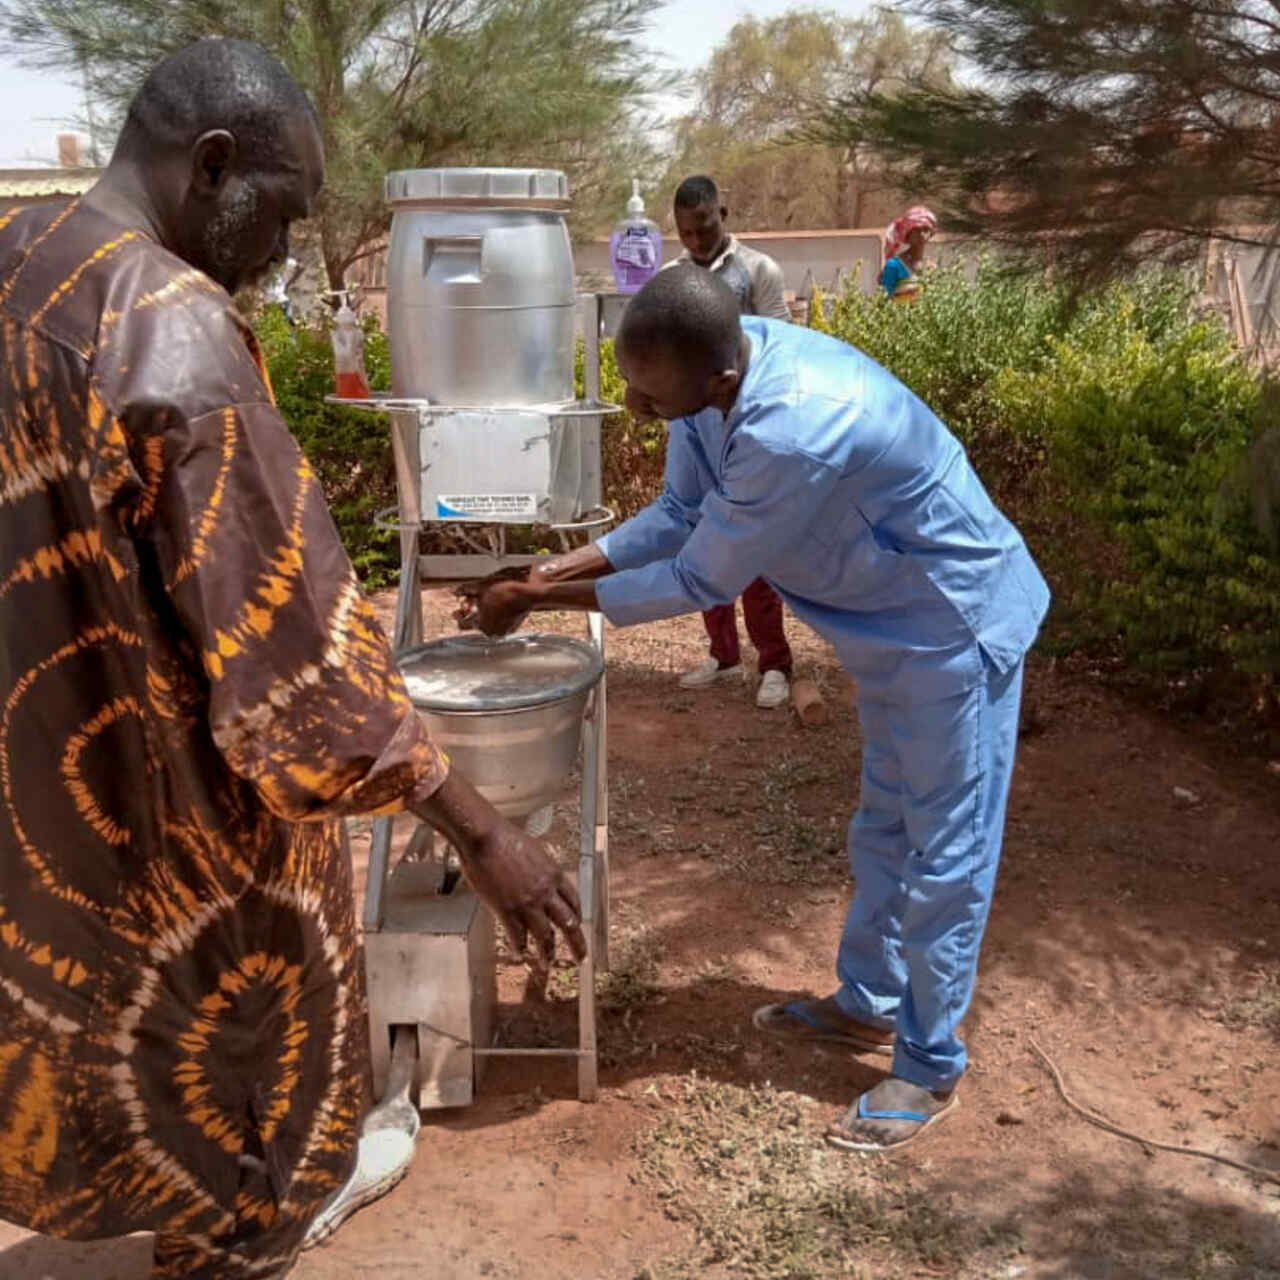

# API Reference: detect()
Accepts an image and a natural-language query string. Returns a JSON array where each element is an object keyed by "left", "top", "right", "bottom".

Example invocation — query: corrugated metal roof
[{"left": 0, "top": 167, "right": 101, "bottom": 198}]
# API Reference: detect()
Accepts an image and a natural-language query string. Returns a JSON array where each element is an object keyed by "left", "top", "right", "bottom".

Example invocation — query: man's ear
[
  {"left": 190, "top": 130, "right": 237, "bottom": 198},
  {"left": 707, "top": 367, "right": 740, "bottom": 402}
]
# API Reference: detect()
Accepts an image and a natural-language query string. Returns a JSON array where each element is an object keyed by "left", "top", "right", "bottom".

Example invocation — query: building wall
[
  {"left": 350, "top": 227, "right": 981, "bottom": 331},
  {"left": 353, "top": 228, "right": 895, "bottom": 324},
  {"left": 0, "top": 168, "right": 101, "bottom": 207},
  {"left": 572, "top": 229, "right": 887, "bottom": 296},
  {"left": 298, "top": 228, "right": 1278, "bottom": 359}
]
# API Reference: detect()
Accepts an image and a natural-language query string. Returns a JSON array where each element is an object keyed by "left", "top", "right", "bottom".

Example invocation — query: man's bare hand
[
  {"left": 461, "top": 820, "right": 586, "bottom": 970},
  {"left": 454, "top": 545, "right": 610, "bottom": 633},
  {"left": 458, "top": 565, "right": 531, "bottom": 592},
  {"left": 413, "top": 770, "right": 586, "bottom": 970},
  {"left": 454, "top": 574, "right": 538, "bottom": 636}
]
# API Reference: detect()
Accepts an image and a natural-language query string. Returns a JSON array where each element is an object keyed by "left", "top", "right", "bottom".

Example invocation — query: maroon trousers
[{"left": 702, "top": 578, "right": 793, "bottom": 674}]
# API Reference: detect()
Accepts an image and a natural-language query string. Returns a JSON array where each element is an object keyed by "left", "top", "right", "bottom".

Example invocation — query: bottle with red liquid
[{"left": 330, "top": 291, "right": 370, "bottom": 399}]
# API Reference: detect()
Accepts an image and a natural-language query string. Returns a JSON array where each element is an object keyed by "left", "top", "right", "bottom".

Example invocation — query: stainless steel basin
[{"left": 397, "top": 634, "right": 604, "bottom": 820}]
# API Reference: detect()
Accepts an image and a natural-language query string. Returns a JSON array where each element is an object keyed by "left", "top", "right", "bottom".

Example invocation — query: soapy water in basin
[{"left": 399, "top": 635, "right": 601, "bottom": 711}]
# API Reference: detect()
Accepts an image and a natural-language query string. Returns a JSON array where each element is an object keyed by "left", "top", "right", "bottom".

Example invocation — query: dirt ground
[{"left": 5, "top": 589, "right": 1280, "bottom": 1279}]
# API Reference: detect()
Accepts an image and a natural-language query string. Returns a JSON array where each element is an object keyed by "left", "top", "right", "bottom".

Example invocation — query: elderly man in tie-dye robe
[{"left": 0, "top": 39, "right": 584, "bottom": 1280}]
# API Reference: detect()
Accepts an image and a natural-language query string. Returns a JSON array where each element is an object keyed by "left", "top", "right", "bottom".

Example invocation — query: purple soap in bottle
[{"left": 609, "top": 178, "right": 663, "bottom": 293}]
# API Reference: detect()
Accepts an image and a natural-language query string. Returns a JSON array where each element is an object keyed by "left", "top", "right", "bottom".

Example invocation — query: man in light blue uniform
[{"left": 457, "top": 266, "right": 1050, "bottom": 1150}]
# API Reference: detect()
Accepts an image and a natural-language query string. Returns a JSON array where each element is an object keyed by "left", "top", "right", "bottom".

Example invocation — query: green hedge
[
  {"left": 586, "top": 337, "right": 666, "bottom": 523},
  {"left": 258, "top": 271, "right": 1280, "bottom": 715},
  {"left": 256, "top": 306, "right": 401, "bottom": 588},
  {"left": 812, "top": 265, "right": 1280, "bottom": 684}
]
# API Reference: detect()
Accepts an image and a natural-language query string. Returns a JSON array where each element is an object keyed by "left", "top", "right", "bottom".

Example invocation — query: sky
[
  {"left": 646, "top": 0, "right": 874, "bottom": 122},
  {"left": 0, "top": 0, "right": 877, "bottom": 167},
  {"left": 0, "top": 56, "right": 87, "bottom": 167}
]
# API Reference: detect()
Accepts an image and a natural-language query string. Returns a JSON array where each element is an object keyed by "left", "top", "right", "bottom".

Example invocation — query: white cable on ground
[{"left": 1029, "top": 1037, "right": 1280, "bottom": 1187}]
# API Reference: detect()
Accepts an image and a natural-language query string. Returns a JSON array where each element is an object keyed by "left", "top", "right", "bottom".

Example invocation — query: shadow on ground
[{"left": 0, "top": 1231, "right": 151, "bottom": 1280}]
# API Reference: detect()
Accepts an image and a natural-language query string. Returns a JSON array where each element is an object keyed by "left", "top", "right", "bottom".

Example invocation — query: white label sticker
[{"left": 435, "top": 493, "right": 539, "bottom": 521}]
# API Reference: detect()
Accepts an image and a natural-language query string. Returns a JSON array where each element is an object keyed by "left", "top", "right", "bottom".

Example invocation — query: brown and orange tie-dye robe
[{"left": 0, "top": 199, "right": 447, "bottom": 1278}]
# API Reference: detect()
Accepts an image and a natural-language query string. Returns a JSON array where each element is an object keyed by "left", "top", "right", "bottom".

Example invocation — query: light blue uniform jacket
[{"left": 596, "top": 317, "right": 1050, "bottom": 703}]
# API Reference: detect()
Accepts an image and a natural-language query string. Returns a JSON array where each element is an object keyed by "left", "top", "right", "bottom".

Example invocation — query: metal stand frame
[{"left": 351, "top": 293, "right": 613, "bottom": 1103}]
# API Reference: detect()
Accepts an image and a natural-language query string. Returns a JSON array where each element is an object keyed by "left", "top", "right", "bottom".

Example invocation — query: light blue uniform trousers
[{"left": 835, "top": 655, "right": 1024, "bottom": 1092}]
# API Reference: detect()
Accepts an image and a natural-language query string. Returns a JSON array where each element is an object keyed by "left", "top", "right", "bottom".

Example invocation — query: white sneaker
[
  {"left": 303, "top": 1025, "right": 419, "bottom": 1251},
  {"left": 301, "top": 1126, "right": 417, "bottom": 1250},
  {"left": 679, "top": 657, "right": 744, "bottom": 689},
  {"left": 756, "top": 669, "right": 790, "bottom": 709}
]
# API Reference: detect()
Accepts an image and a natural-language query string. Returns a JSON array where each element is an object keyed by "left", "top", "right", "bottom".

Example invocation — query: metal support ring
[{"left": 372, "top": 507, "right": 615, "bottom": 535}]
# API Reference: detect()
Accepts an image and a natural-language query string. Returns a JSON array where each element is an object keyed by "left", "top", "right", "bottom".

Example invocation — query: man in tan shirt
[{"left": 668, "top": 175, "right": 793, "bottom": 709}]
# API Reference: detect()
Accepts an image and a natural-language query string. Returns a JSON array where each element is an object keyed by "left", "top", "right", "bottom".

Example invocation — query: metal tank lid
[
  {"left": 385, "top": 167, "right": 570, "bottom": 209},
  {"left": 398, "top": 633, "right": 602, "bottom": 712}
]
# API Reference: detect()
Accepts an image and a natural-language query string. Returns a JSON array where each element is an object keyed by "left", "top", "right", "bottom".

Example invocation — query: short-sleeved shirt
[{"left": 671, "top": 235, "right": 790, "bottom": 320}]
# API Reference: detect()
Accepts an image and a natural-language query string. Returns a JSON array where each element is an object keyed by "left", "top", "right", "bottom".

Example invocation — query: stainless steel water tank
[{"left": 385, "top": 168, "right": 576, "bottom": 406}]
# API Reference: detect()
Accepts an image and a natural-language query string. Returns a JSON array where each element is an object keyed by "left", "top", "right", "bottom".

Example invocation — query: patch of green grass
[
  {"left": 597, "top": 924, "right": 662, "bottom": 1015},
  {"left": 633, "top": 1074, "right": 1023, "bottom": 1279},
  {"left": 1220, "top": 969, "right": 1280, "bottom": 1034}
]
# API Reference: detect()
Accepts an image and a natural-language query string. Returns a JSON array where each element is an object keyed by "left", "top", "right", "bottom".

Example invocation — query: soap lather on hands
[
  {"left": 456, "top": 542, "right": 614, "bottom": 635},
  {"left": 454, "top": 559, "right": 568, "bottom": 636}
]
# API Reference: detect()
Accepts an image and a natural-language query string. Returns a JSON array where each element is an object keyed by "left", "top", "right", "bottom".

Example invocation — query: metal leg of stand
[
  {"left": 393, "top": 526, "right": 422, "bottom": 653},
  {"left": 369, "top": 525, "right": 423, "bottom": 938},
  {"left": 580, "top": 293, "right": 603, "bottom": 403},
  {"left": 576, "top": 940, "right": 598, "bottom": 1102},
  {"left": 364, "top": 813, "right": 394, "bottom": 933},
  {"left": 588, "top": 612, "right": 610, "bottom": 972},
  {"left": 577, "top": 634, "right": 603, "bottom": 1102}
]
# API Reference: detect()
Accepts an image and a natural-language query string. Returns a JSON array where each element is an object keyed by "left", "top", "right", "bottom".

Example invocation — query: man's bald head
[
  {"left": 618, "top": 264, "right": 742, "bottom": 377},
  {"left": 114, "top": 39, "right": 316, "bottom": 168},
  {"left": 615, "top": 266, "right": 747, "bottom": 422},
  {"left": 106, "top": 39, "right": 323, "bottom": 296}
]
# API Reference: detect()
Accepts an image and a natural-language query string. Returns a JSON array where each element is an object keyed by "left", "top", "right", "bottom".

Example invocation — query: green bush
[
  {"left": 815, "top": 264, "right": 1280, "bottom": 689},
  {"left": 256, "top": 307, "right": 400, "bottom": 588},
  {"left": 254, "top": 273, "right": 1280, "bottom": 727},
  {"left": 993, "top": 294, "right": 1280, "bottom": 676},
  {"left": 585, "top": 337, "right": 667, "bottom": 523},
  {"left": 812, "top": 260, "right": 1070, "bottom": 439}
]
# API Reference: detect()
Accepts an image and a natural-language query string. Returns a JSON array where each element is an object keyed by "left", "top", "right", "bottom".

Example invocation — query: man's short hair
[
  {"left": 114, "top": 39, "right": 315, "bottom": 170},
  {"left": 674, "top": 175, "right": 720, "bottom": 211},
  {"left": 617, "top": 264, "right": 741, "bottom": 376}
]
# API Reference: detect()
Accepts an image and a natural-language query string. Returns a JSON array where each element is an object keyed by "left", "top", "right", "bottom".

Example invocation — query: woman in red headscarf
[{"left": 880, "top": 205, "right": 937, "bottom": 301}]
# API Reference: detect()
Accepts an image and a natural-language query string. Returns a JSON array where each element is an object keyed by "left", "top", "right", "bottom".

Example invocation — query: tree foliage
[
  {"left": 661, "top": 7, "right": 953, "bottom": 230},
  {"left": 1, "top": 0, "right": 665, "bottom": 284},
  {"left": 807, "top": 0, "right": 1280, "bottom": 287}
]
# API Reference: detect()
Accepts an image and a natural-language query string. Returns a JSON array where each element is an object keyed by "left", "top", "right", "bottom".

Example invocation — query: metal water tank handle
[{"left": 422, "top": 234, "right": 485, "bottom": 285}]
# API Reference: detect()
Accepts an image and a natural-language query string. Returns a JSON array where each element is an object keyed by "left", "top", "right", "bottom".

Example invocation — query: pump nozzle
[{"left": 625, "top": 178, "right": 645, "bottom": 218}]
